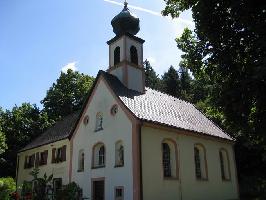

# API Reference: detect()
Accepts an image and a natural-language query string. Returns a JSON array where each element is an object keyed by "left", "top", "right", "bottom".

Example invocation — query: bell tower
[{"left": 107, "top": 2, "right": 145, "bottom": 93}]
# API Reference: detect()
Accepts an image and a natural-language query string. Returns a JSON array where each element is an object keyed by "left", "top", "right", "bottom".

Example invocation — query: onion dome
[{"left": 111, "top": 2, "right": 140, "bottom": 36}]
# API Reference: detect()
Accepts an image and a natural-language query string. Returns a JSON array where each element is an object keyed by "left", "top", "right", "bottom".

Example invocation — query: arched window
[
  {"left": 99, "top": 146, "right": 105, "bottom": 166},
  {"left": 162, "top": 139, "right": 178, "bottom": 178},
  {"left": 78, "top": 150, "right": 84, "bottom": 172},
  {"left": 219, "top": 148, "right": 231, "bottom": 180},
  {"left": 92, "top": 143, "right": 105, "bottom": 168},
  {"left": 95, "top": 112, "right": 103, "bottom": 132},
  {"left": 194, "top": 144, "right": 208, "bottom": 180},
  {"left": 115, "top": 141, "right": 124, "bottom": 167},
  {"left": 130, "top": 46, "right": 138, "bottom": 65},
  {"left": 114, "top": 46, "right": 120, "bottom": 65}
]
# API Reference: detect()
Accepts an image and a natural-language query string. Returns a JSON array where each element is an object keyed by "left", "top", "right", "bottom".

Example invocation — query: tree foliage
[
  {"left": 41, "top": 69, "right": 94, "bottom": 121},
  {"left": 56, "top": 182, "right": 82, "bottom": 200},
  {"left": 161, "top": 66, "right": 181, "bottom": 97},
  {"left": 0, "top": 103, "right": 52, "bottom": 177},
  {"left": 0, "top": 177, "right": 16, "bottom": 200},
  {"left": 163, "top": 0, "right": 266, "bottom": 198},
  {"left": 144, "top": 59, "right": 161, "bottom": 90},
  {"left": 0, "top": 70, "right": 95, "bottom": 178},
  {"left": 0, "top": 127, "right": 7, "bottom": 156},
  {"left": 0, "top": 108, "right": 7, "bottom": 155}
]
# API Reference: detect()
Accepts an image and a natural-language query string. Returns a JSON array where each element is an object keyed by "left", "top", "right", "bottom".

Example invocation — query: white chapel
[{"left": 16, "top": 2, "right": 239, "bottom": 200}]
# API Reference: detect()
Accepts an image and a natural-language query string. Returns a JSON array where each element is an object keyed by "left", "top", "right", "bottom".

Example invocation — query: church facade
[{"left": 16, "top": 3, "right": 239, "bottom": 200}]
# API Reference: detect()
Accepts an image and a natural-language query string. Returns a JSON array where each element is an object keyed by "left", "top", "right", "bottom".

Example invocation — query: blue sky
[{"left": 0, "top": 0, "right": 194, "bottom": 110}]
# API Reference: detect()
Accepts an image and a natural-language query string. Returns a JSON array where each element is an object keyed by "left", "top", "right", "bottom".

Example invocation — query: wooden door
[{"left": 92, "top": 180, "right": 104, "bottom": 200}]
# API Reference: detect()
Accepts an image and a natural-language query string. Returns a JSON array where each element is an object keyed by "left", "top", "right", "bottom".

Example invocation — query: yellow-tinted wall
[
  {"left": 141, "top": 126, "right": 239, "bottom": 200},
  {"left": 17, "top": 139, "right": 70, "bottom": 190}
]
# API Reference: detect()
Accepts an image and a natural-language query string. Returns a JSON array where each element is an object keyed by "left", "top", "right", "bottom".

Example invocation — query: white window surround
[
  {"left": 162, "top": 139, "right": 178, "bottom": 179},
  {"left": 219, "top": 148, "right": 231, "bottom": 181},
  {"left": 92, "top": 143, "right": 105, "bottom": 168}
]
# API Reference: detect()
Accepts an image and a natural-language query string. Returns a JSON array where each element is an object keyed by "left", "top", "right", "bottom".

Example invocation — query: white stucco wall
[
  {"left": 127, "top": 66, "right": 144, "bottom": 92},
  {"left": 141, "top": 126, "right": 239, "bottom": 200},
  {"left": 110, "top": 67, "right": 123, "bottom": 85},
  {"left": 71, "top": 79, "right": 134, "bottom": 200},
  {"left": 17, "top": 139, "right": 70, "bottom": 190}
]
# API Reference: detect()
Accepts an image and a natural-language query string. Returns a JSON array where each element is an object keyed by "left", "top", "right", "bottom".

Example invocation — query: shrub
[
  {"left": 56, "top": 182, "right": 82, "bottom": 200},
  {"left": 0, "top": 177, "right": 16, "bottom": 200}
]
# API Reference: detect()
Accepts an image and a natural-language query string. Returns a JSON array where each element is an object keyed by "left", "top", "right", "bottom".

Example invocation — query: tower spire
[{"left": 108, "top": 0, "right": 145, "bottom": 93}]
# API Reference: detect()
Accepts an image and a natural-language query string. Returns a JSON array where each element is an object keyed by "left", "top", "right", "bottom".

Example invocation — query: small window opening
[
  {"left": 114, "top": 46, "right": 120, "bottom": 65},
  {"left": 130, "top": 46, "right": 138, "bottom": 65}
]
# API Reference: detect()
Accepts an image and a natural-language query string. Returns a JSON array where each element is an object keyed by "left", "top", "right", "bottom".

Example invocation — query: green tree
[
  {"left": 0, "top": 103, "right": 52, "bottom": 177},
  {"left": 163, "top": 0, "right": 266, "bottom": 198},
  {"left": 0, "top": 108, "right": 7, "bottom": 155},
  {"left": 161, "top": 66, "right": 181, "bottom": 97},
  {"left": 0, "top": 127, "right": 7, "bottom": 155},
  {"left": 0, "top": 177, "right": 16, "bottom": 200},
  {"left": 144, "top": 59, "right": 161, "bottom": 90},
  {"left": 41, "top": 69, "right": 94, "bottom": 121},
  {"left": 179, "top": 66, "right": 193, "bottom": 101}
]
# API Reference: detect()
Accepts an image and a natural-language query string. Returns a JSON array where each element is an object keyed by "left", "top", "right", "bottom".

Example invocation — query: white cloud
[
  {"left": 104, "top": 0, "right": 193, "bottom": 26},
  {"left": 61, "top": 62, "right": 78, "bottom": 73}
]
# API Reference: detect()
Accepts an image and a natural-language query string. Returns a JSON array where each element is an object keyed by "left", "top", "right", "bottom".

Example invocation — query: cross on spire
[{"left": 124, "top": 0, "right": 128, "bottom": 8}]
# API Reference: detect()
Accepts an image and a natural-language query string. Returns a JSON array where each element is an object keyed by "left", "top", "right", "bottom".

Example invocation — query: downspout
[
  {"left": 179, "top": 150, "right": 183, "bottom": 200},
  {"left": 138, "top": 121, "right": 143, "bottom": 200}
]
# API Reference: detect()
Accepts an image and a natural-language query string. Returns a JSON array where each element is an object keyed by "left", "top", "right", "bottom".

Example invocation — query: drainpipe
[
  {"left": 138, "top": 121, "right": 143, "bottom": 200},
  {"left": 179, "top": 150, "right": 183, "bottom": 200}
]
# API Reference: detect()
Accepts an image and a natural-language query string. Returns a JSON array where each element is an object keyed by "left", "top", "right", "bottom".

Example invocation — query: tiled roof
[
  {"left": 20, "top": 70, "right": 233, "bottom": 152},
  {"left": 20, "top": 112, "right": 80, "bottom": 152},
  {"left": 102, "top": 71, "right": 233, "bottom": 141}
]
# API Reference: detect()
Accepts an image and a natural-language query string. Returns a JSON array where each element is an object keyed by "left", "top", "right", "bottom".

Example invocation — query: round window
[
  {"left": 83, "top": 115, "right": 89, "bottom": 125},
  {"left": 110, "top": 104, "right": 118, "bottom": 116}
]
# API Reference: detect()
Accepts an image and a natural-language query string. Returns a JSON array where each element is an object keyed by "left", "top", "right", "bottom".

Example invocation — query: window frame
[
  {"left": 114, "top": 46, "right": 121, "bottom": 65},
  {"left": 162, "top": 143, "right": 171, "bottom": 177},
  {"left": 39, "top": 150, "right": 48, "bottom": 166},
  {"left": 98, "top": 146, "right": 105, "bottom": 166},
  {"left": 114, "top": 186, "right": 124, "bottom": 200},
  {"left": 194, "top": 143, "right": 208, "bottom": 181},
  {"left": 110, "top": 104, "right": 118, "bottom": 116},
  {"left": 92, "top": 142, "right": 106, "bottom": 169},
  {"left": 78, "top": 149, "right": 85, "bottom": 172},
  {"left": 219, "top": 148, "right": 231, "bottom": 181},
  {"left": 24, "top": 154, "right": 35, "bottom": 169},
  {"left": 161, "top": 139, "right": 179, "bottom": 180},
  {"left": 130, "top": 45, "right": 138, "bottom": 65},
  {"left": 52, "top": 145, "right": 66, "bottom": 163}
]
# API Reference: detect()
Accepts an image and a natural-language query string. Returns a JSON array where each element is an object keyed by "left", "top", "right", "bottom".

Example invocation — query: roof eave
[{"left": 141, "top": 120, "right": 235, "bottom": 144}]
